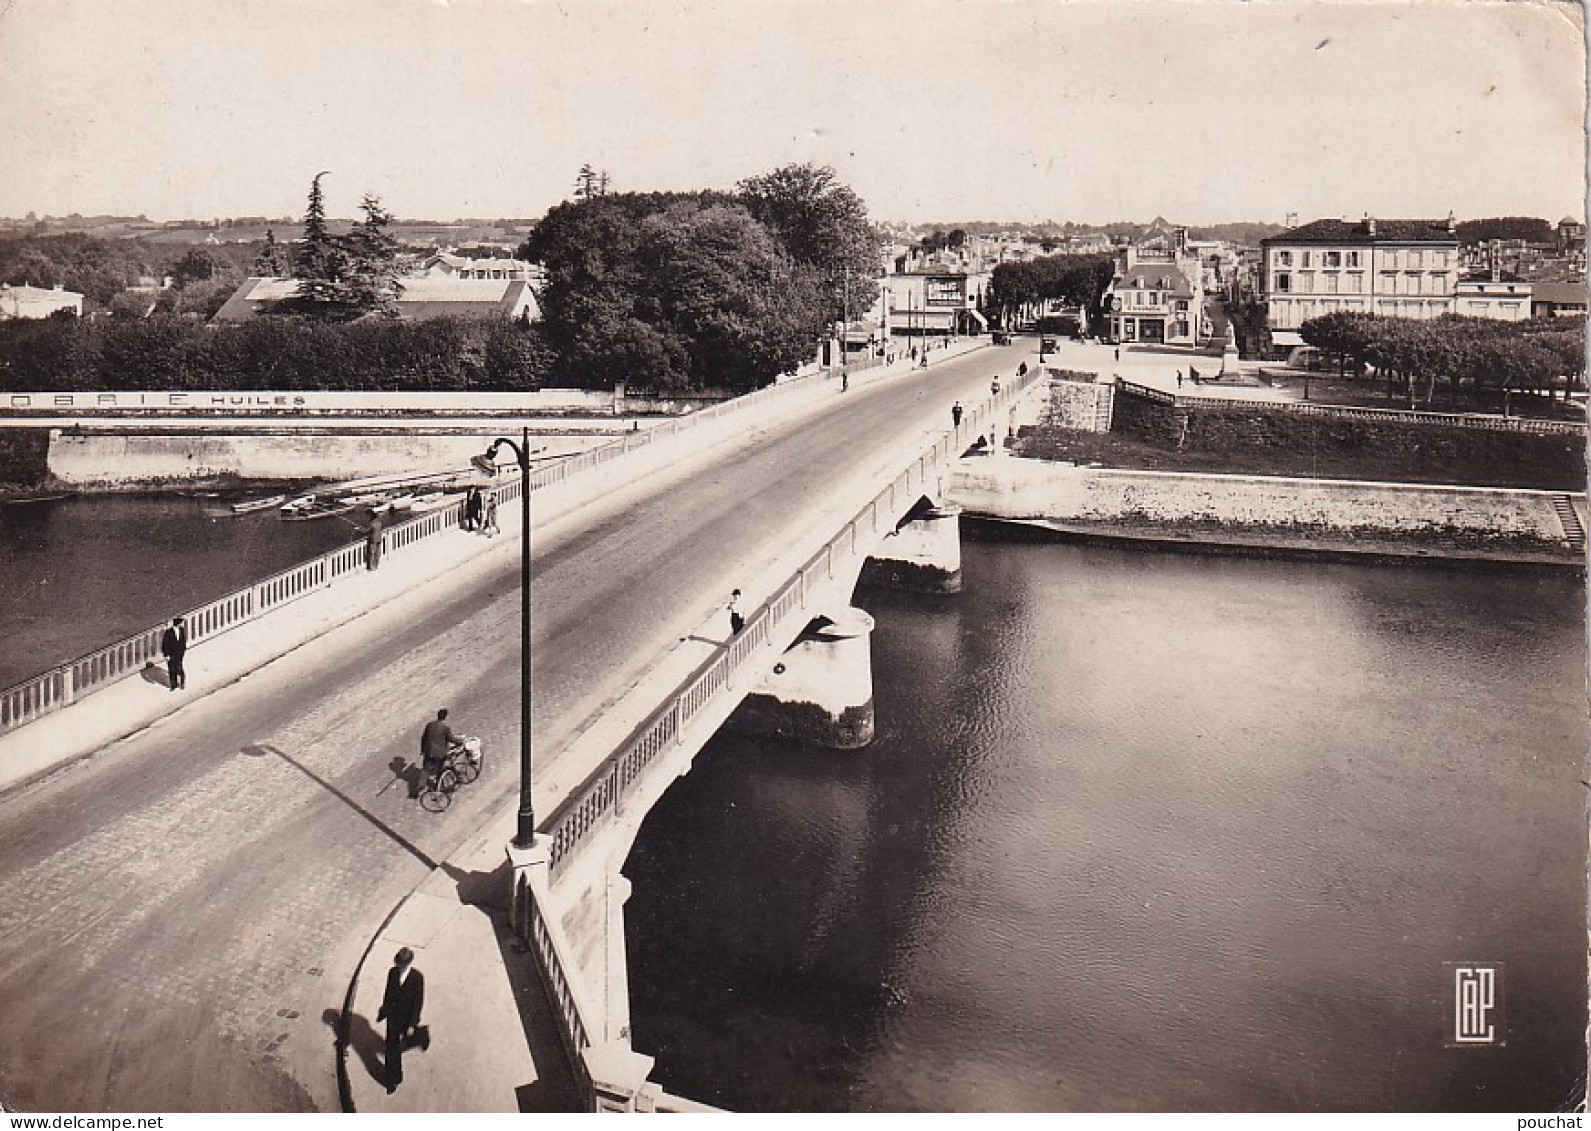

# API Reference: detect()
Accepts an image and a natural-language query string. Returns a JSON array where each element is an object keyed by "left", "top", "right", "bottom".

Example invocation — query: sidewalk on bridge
[
  {"left": 0, "top": 515, "right": 529, "bottom": 795},
  {"left": 341, "top": 803, "right": 586, "bottom": 1113}
]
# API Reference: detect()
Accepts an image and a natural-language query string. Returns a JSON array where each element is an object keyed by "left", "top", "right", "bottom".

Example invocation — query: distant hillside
[{"left": 891, "top": 218, "right": 1285, "bottom": 246}]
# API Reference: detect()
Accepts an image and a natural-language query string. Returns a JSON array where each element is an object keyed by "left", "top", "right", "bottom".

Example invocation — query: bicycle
[{"left": 418, "top": 735, "right": 484, "bottom": 813}]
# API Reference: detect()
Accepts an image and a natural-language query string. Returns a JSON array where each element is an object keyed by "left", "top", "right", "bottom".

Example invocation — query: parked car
[
  {"left": 992, "top": 331, "right": 1011, "bottom": 345},
  {"left": 1040, "top": 336, "right": 1058, "bottom": 352}
]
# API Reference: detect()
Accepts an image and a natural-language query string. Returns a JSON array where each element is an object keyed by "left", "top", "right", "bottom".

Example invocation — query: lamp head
[{"left": 471, "top": 452, "right": 500, "bottom": 475}]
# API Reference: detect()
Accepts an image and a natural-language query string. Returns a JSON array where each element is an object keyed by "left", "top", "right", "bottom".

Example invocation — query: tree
[
  {"left": 520, "top": 190, "right": 824, "bottom": 391},
  {"left": 251, "top": 229, "right": 291, "bottom": 276},
  {"left": 1299, "top": 310, "right": 1377, "bottom": 376},
  {"left": 635, "top": 202, "right": 824, "bottom": 391},
  {"left": 574, "top": 164, "right": 609, "bottom": 201},
  {"left": 737, "top": 163, "right": 882, "bottom": 326},
  {"left": 168, "top": 247, "right": 229, "bottom": 290},
  {"left": 279, "top": 176, "right": 403, "bottom": 321},
  {"left": 1454, "top": 217, "right": 1554, "bottom": 246},
  {"left": 340, "top": 194, "right": 404, "bottom": 318},
  {"left": 287, "top": 172, "right": 350, "bottom": 317}
]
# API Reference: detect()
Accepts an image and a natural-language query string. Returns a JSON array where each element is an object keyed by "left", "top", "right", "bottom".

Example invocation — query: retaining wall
[
  {"left": 42, "top": 430, "right": 607, "bottom": 489},
  {"left": 949, "top": 457, "right": 1579, "bottom": 548},
  {"left": 1108, "top": 382, "right": 1586, "bottom": 487}
]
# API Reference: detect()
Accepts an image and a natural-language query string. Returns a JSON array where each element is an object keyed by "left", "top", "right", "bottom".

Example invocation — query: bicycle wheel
[
  {"left": 419, "top": 769, "right": 457, "bottom": 812},
  {"left": 453, "top": 752, "right": 480, "bottom": 786}
]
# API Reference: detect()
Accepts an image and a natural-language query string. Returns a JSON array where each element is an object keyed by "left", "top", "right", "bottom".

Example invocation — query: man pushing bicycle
[{"left": 420, "top": 708, "right": 458, "bottom": 793}]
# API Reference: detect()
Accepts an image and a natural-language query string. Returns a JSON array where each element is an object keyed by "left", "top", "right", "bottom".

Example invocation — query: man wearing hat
[
  {"left": 377, "top": 946, "right": 428, "bottom": 1093},
  {"left": 160, "top": 616, "right": 188, "bottom": 691}
]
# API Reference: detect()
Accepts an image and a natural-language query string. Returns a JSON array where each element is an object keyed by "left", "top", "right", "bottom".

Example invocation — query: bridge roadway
[{"left": 0, "top": 345, "right": 1013, "bottom": 1112}]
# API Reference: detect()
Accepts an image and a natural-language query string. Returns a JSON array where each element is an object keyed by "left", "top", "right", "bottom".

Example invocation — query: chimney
[
  {"left": 1446, "top": 211, "right": 1456, "bottom": 233},
  {"left": 1366, "top": 215, "right": 1377, "bottom": 237}
]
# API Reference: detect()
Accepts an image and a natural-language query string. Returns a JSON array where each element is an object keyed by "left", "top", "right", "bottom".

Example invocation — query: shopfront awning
[
  {"left": 966, "top": 308, "right": 988, "bottom": 328},
  {"left": 1270, "top": 330, "right": 1306, "bottom": 347}
]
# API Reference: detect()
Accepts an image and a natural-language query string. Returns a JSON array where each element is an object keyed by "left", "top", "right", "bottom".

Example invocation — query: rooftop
[{"left": 1264, "top": 218, "right": 1459, "bottom": 246}]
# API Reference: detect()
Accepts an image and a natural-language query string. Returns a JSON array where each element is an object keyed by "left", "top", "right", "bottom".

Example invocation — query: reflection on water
[
  {"left": 624, "top": 540, "right": 1588, "bottom": 1112},
  {"left": 0, "top": 494, "right": 356, "bottom": 688}
]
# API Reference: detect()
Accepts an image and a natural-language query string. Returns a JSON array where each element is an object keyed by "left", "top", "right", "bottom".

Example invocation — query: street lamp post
[{"left": 473, "top": 426, "right": 535, "bottom": 848}]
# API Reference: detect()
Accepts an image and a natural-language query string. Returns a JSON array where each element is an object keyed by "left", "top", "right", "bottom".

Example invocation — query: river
[
  {"left": 1, "top": 498, "right": 1584, "bottom": 1111},
  {"left": 0, "top": 493, "right": 355, "bottom": 689},
  {"left": 623, "top": 536, "right": 1588, "bottom": 1112}
]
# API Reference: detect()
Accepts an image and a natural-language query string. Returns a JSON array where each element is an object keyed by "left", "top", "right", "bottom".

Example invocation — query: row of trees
[
  {"left": 985, "top": 253, "right": 1116, "bottom": 330},
  {"left": 0, "top": 312, "right": 548, "bottom": 392},
  {"left": 521, "top": 163, "right": 881, "bottom": 392},
  {"left": 1298, "top": 311, "right": 1584, "bottom": 411},
  {"left": 271, "top": 173, "right": 407, "bottom": 321}
]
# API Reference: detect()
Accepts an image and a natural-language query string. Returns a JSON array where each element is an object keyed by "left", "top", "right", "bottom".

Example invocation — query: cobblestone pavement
[
  {"left": 0, "top": 344, "right": 1012, "bottom": 1113},
  {"left": 0, "top": 564, "right": 522, "bottom": 1112}
]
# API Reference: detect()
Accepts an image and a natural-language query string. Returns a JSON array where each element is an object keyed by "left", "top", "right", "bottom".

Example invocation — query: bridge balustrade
[
  {"left": 538, "top": 366, "right": 1043, "bottom": 877},
  {"left": 0, "top": 361, "right": 859, "bottom": 739}
]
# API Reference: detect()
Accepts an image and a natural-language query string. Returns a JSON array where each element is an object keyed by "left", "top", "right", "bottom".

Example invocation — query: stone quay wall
[
  {"left": 1108, "top": 383, "right": 1586, "bottom": 484},
  {"left": 949, "top": 457, "right": 1581, "bottom": 552}
]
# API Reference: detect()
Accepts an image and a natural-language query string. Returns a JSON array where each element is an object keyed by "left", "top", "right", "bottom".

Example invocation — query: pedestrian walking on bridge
[
  {"left": 161, "top": 616, "right": 188, "bottom": 691},
  {"left": 951, "top": 401, "right": 963, "bottom": 428},
  {"left": 481, "top": 490, "right": 499, "bottom": 537},
  {"left": 377, "top": 947, "right": 429, "bottom": 1094},
  {"left": 366, "top": 514, "right": 384, "bottom": 570}
]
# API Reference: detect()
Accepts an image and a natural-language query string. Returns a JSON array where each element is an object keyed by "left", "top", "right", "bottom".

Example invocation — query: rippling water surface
[
  {"left": 0, "top": 494, "right": 355, "bottom": 688},
  {"left": 624, "top": 539, "right": 1588, "bottom": 1112}
]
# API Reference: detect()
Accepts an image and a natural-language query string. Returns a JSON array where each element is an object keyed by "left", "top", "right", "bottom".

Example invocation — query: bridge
[{"left": 0, "top": 346, "right": 1046, "bottom": 1112}]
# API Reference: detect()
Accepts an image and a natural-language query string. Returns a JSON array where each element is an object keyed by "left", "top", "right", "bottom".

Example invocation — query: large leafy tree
[
  {"left": 1299, "top": 310, "right": 1378, "bottom": 376},
  {"left": 736, "top": 163, "right": 882, "bottom": 325},
  {"left": 988, "top": 253, "right": 1116, "bottom": 329},
  {"left": 521, "top": 190, "right": 823, "bottom": 392}
]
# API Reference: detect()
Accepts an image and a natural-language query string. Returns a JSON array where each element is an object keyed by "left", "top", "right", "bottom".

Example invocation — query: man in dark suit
[
  {"left": 420, "top": 709, "right": 457, "bottom": 792},
  {"left": 160, "top": 616, "right": 187, "bottom": 691},
  {"left": 377, "top": 946, "right": 428, "bottom": 1093}
]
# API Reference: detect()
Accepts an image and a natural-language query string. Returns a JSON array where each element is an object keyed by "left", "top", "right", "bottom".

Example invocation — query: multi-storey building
[
  {"left": 1260, "top": 217, "right": 1462, "bottom": 344},
  {"left": 1104, "top": 242, "right": 1204, "bottom": 346}
]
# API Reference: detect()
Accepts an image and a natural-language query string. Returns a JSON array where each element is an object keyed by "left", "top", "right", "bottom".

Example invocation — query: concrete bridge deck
[{"left": 0, "top": 338, "right": 1046, "bottom": 1113}]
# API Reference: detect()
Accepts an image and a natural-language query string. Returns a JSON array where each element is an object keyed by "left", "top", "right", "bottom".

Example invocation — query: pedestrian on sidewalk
[
  {"left": 366, "top": 514, "right": 384, "bottom": 571},
  {"left": 161, "top": 616, "right": 187, "bottom": 691},
  {"left": 463, "top": 486, "right": 483, "bottom": 532},
  {"left": 727, "top": 589, "right": 745, "bottom": 636},
  {"left": 951, "top": 401, "right": 963, "bottom": 427},
  {"left": 481, "top": 490, "right": 499, "bottom": 537},
  {"left": 377, "top": 947, "right": 429, "bottom": 1094},
  {"left": 1114, "top": 347, "right": 1120, "bottom": 362},
  {"left": 1018, "top": 361, "right": 1028, "bottom": 378},
  {"left": 990, "top": 377, "right": 1001, "bottom": 396},
  {"left": 1176, "top": 369, "right": 1183, "bottom": 387}
]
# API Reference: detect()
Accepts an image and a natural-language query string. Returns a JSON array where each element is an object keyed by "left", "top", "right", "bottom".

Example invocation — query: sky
[{"left": 0, "top": 0, "right": 1585, "bottom": 227}]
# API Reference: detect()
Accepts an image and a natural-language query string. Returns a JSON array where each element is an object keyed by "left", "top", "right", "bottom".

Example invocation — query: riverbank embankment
[
  {"left": 0, "top": 424, "right": 623, "bottom": 494},
  {"left": 949, "top": 455, "right": 1586, "bottom": 568}
]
